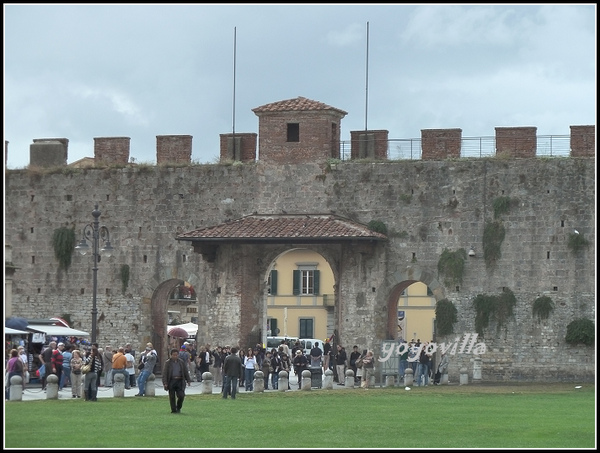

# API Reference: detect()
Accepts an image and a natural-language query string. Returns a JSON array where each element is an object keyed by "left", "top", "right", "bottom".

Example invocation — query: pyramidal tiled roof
[
  {"left": 176, "top": 214, "right": 386, "bottom": 243},
  {"left": 252, "top": 96, "right": 347, "bottom": 116}
]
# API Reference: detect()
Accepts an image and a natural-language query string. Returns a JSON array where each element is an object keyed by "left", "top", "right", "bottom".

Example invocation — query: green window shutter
[
  {"left": 270, "top": 318, "right": 278, "bottom": 335},
  {"left": 293, "top": 270, "right": 300, "bottom": 295},
  {"left": 270, "top": 270, "right": 278, "bottom": 295},
  {"left": 314, "top": 270, "right": 320, "bottom": 295}
]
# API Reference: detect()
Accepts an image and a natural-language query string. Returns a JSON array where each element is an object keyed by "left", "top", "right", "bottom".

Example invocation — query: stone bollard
[
  {"left": 472, "top": 357, "right": 482, "bottom": 383},
  {"left": 301, "top": 369, "right": 312, "bottom": 391},
  {"left": 385, "top": 375, "right": 395, "bottom": 388},
  {"left": 404, "top": 368, "right": 414, "bottom": 387},
  {"left": 9, "top": 374, "right": 24, "bottom": 401},
  {"left": 441, "top": 373, "right": 449, "bottom": 385},
  {"left": 459, "top": 367, "right": 469, "bottom": 385},
  {"left": 278, "top": 371, "right": 289, "bottom": 391},
  {"left": 253, "top": 370, "right": 265, "bottom": 392},
  {"left": 322, "top": 369, "right": 334, "bottom": 389},
  {"left": 344, "top": 369, "right": 355, "bottom": 388},
  {"left": 146, "top": 374, "right": 156, "bottom": 397},
  {"left": 46, "top": 374, "right": 59, "bottom": 399},
  {"left": 113, "top": 372, "right": 126, "bottom": 397},
  {"left": 201, "top": 372, "right": 213, "bottom": 394}
]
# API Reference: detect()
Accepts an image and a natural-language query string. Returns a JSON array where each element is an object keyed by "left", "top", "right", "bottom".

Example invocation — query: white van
[
  {"left": 299, "top": 338, "right": 323, "bottom": 357},
  {"left": 266, "top": 336, "right": 298, "bottom": 353}
]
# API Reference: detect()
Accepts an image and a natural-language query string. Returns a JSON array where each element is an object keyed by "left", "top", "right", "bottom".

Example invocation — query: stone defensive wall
[{"left": 4, "top": 124, "right": 595, "bottom": 383}]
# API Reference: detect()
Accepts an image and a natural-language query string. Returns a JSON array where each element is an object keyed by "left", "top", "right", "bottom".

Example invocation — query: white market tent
[
  {"left": 5, "top": 327, "right": 29, "bottom": 335},
  {"left": 27, "top": 325, "right": 90, "bottom": 337},
  {"left": 167, "top": 322, "right": 198, "bottom": 337}
]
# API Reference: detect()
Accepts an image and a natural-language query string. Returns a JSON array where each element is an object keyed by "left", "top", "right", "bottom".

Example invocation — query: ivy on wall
[
  {"left": 437, "top": 248, "right": 467, "bottom": 286},
  {"left": 51, "top": 226, "right": 76, "bottom": 271},
  {"left": 367, "top": 220, "right": 388, "bottom": 235},
  {"left": 435, "top": 298, "right": 458, "bottom": 336},
  {"left": 481, "top": 196, "right": 513, "bottom": 268},
  {"left": 492, "top": 196, "right": 512, "bottom": 219},
  {"left": 120, "top": 264, "right": 130, "bottom": 294},
  {"left": 472, "top": 289, "right": 517, "bottom": 336},
  {"left": 532, "top": 295, "right": 555, "bottom": 321},
  {"left": 483, "top": 220, "right": 505, "bottom": 267},
  {"left": 567, "top": 232, "right": 590, "bottom": 254}
]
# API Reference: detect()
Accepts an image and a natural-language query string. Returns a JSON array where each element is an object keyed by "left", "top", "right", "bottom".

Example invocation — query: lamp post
[{"left": 75, "top": 203, "right": 114, "bottom": 344}]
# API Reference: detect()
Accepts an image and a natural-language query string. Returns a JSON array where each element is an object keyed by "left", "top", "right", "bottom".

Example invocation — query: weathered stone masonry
[
  {"left": 5, "top": 157, "right": 595, "bottom": 382},
  {"left": 4, "top": 97, "right": 596, "bottom": 382}
]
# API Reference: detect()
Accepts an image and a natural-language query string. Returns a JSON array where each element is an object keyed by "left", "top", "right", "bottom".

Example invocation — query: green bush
[
  {"left": 483, "top": 220, "right": 505, "bottom": 266},
  {"left": 492, "top": 196, "right": 512, "bottom": 219},
  {"left": 435, "top": 299, "right": 458, "bottom": 335},
  {"left": 472, "top": 289, "right": 516, "bottom": 336},
  {"left": 120, "top": 264, "right": 130, "bottom": 294},
  {"left": 367, "top": 220, "right": 388, "bottom": 235},
  {"left": 51, "top": 226, "right": 76, "bottom": 270},
  {"left": 567, "top": 232, "right": 589, "bottom": 254},
  {"left": 565, "top": 318, "right": 595, "bottom": 346},
  {"left": 437, "top": 248, "right": 467, "bottom": 286},
  {"left": 532, "top": 296, "right": 554, "bottom": 320}
]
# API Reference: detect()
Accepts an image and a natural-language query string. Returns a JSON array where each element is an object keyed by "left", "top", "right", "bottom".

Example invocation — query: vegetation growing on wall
[
  {"left": 532, "top": 295, "right": 555, "bottom": 321},
  {"left": 367, "top": 220, "right": 388, "bottom": 235},
  {"left": 120, "top": 264, "right": 130, "bottom": 294},
  {"left": 472, "top": 289, "right": 516, "bottom": 336},
  {"left": 437, "top": 248, "right": 467, "bottom": 286},
  {"left": 435, "top": 299, "right": 458, "bottom": 336},
  {"left": 51, "top": 226, "right": 76, "bottom": 271},
  {"left": 565, "top": 318, "right": 595, "bottom": 346},
  {"left": 567, "top": 232, "right": 590, "bottom": 254},
  {"left": 399, "top": 193, "right": 412, "bottom": 204},
  {"left": 483, "top": 220, "right": 505, "bottom": 267},
  {"left": 492, "top": 196, "right": 512, "bottom": 219}
]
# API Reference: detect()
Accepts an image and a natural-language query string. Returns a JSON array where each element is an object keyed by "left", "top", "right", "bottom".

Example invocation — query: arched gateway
[{"left": 166, "top": 213, "right": 388, "bottom": 353}]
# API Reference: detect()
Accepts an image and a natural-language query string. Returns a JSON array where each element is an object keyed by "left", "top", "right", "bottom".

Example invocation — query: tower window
[{"left": 287, "top": 123, "right": 299, "bottom": 142}]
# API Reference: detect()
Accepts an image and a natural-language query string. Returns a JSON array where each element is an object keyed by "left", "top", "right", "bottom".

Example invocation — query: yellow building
[
  {"left": 397, "top": 281, "right": 436, "bottom": 343},
  {"left": 266, "top": 249, "right": 334, "bottom": 340},
  {"left": 266, "top": 249, "right": 436, "bottom": 343}
]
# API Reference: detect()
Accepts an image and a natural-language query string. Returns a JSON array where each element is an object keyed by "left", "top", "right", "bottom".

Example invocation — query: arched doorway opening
[
  {"left": 263, "top": 248, "right": 336, "bottom": 344},
  {"left": 150, "top": 278, "right": 199, "bottom": 372},
  {"left": 385, "top": 267, "right": 445, "bottom": 342}
]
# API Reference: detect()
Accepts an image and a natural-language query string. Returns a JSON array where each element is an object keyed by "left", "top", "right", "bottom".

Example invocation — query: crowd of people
[
  {"left": 397, "top": 339, "right": 450, "bottom": 386},
  {"left": 6, "top": 335, "right": 449, "bottom": 407}
]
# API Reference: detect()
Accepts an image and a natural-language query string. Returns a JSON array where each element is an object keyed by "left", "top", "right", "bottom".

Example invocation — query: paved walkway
[{"left": 14, "top": 376, "right": 351, "bottom": 402}]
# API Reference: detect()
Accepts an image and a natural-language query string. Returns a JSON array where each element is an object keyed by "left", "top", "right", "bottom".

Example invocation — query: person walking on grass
[{"left": 162, "top": 348, "right": 192, "bottom": 413}]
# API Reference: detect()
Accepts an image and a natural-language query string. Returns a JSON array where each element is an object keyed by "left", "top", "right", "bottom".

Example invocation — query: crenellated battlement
[{"left": 6, "top": 96, "right": 595, "bottom": 168}]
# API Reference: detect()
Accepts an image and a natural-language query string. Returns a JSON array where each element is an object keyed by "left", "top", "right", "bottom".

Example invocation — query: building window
[
  {"left": 293, "top": 268, "right": 320, "bottom": 295},
  {"left": 299, "top": 318, "right": 314, "bottom": 338},
  {"left": 287, "top": 123, "right": 299, "bottom": 142},
  {"left": 268, "top": 269, "right": 278, "bottom": 295}
]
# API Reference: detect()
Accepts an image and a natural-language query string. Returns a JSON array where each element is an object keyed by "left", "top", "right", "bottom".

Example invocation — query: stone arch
[
  {"left": 383, "top": 264, "right": 446, "bottom": 340},
  {"left": 149, "top": 277, "right": 189, "bottom": 368}
]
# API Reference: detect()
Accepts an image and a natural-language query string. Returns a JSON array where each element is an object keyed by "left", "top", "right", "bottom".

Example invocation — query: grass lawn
[{"left": 4, "top": 382, "right": 596, "bottom": 448}]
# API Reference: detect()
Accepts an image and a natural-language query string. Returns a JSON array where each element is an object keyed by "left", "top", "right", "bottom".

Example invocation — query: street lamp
[{"left": 75, "top": 203, "right": 114, "bottom": 344}]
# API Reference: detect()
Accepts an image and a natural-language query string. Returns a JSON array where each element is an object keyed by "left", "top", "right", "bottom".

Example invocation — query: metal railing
[{"left": 339, "top": 135, "right": 572, "bottom": 161}]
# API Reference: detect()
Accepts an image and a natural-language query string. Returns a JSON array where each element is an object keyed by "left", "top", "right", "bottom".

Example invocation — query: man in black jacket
[
  {"left": 222, "top": 347, "right": 243, "bottom": 399},
  {"left": 162, "top": 348, "right": 192, "bottom": 413},
  {"left": 334, "top": 344, "right": 347, "bottom": 385}
]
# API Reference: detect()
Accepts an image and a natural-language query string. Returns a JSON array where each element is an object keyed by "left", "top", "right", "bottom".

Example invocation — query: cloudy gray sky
[{"left": 4, "top": 4, "right": 596, "bottom": 169}]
